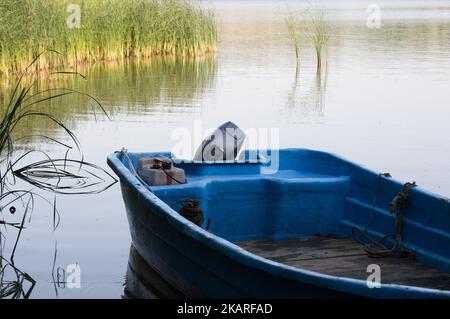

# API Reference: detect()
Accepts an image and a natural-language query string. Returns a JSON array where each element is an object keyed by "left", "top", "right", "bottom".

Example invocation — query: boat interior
[
  {"left": 237, "top": 236, "right": 450, "bottom": 290},
  {"left": 123, "top": 150, "right": 450, "bottom": 291}
]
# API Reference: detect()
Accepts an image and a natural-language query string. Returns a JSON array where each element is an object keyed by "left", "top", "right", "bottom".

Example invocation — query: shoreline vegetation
[{"left": 0, "top": 0, "right": 217, "bottom": 78}]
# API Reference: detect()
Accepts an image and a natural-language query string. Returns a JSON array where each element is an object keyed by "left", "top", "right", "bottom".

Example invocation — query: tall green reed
[
  {"left": 308, "top": 10, "right": 329, "bottom": 71},
  {"left": 285, "top": 12, "right": 302, "bottom": 69},
  {"left": 0, "top": 0, "right": 217, "bottom": 77},
  {"left": 285, "top": 9, "right": 330, "bottom": 72}
]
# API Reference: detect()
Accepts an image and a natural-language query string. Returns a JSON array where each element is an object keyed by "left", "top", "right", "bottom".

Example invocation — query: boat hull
[
  {"left": 120, "top": 181, "right": 353, "bottom": 298},
  {"left": 108, "top": 149, "right": 450, "bottom": 299}
]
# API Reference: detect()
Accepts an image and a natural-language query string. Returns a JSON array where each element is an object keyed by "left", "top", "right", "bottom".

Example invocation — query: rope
[
  {"left": 120, "top": 148, "right": 153, "bottom": 193},
  {"left": 353, "top": 180, "right": 417, "bottom": 258},
  {"left": 159, "top": 165, "right": 187, "bottom": 184},
  {"left": 365, "top": 173, "right": 392, "bottom": 233},
  {"left": 171, "top": 198, "right": 204, "bottom": 227},
  {"left": 120, "top": 149, "right": 207, "bottom": 229}
]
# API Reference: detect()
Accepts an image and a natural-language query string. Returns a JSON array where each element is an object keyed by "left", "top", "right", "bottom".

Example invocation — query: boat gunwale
[{"left": 107, "top": 148, "right": 450, "bottom": 298}]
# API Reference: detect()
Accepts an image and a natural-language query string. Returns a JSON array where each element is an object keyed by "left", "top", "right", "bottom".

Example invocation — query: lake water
[{"left": 1, "top": 0, "right": 450, "bottom": 298}]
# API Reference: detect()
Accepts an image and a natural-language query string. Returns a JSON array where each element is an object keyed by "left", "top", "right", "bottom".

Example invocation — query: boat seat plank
[{"left": 236, "top": 236, "right": 450, "bottom": 290}]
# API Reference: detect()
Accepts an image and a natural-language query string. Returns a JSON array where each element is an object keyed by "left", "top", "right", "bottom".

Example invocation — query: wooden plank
[
  {"left": 236, "top": 236, "right": 450, "bottom": 290},
  {"left": 238, "top": 236, "right": 367, "bottom": 264}
]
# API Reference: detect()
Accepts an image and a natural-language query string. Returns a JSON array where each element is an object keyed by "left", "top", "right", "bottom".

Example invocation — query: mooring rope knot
[
  {"left": 389, "top": 181, "right": 417, "bottom": 213},
  {"left": 353, "top": 180, "right": 417, "bottom": 258}
]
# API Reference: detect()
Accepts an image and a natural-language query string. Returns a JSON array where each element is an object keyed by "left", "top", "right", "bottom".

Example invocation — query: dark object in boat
[{"left": 178, "top": 199, "right": 204, "bottom": 227}]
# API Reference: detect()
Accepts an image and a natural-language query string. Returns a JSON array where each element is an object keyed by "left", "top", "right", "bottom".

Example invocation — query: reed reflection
[{"left": 0, "top": 56, "right": 217, "bottom": 145}]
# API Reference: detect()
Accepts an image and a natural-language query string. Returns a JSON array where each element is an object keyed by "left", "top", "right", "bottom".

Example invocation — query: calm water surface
[{"left": 2, "top": 0, "right": 450, "bottom": 298}]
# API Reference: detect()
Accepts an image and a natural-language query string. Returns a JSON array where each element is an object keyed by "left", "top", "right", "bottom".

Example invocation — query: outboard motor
[{"left": 193, "top": 121, "right": 246, "bottom": 161}]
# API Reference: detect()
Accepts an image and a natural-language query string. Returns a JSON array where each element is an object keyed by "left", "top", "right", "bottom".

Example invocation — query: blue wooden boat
[{"left": 107, "top": 148, "right": 450, "bottom": 298}]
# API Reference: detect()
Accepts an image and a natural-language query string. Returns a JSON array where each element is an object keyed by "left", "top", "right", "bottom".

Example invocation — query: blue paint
[{"left": 108, "top": 148, "right": 450, "bottom": 298}]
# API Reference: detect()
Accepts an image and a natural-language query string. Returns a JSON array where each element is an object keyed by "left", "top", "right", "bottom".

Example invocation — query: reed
[
  {"left": 0, "top": 57, "right": 117, "bottom": 298},
  {"left": 0, "top": 0, "right": 217, "bottom": 77},
  {"left": 285, "top": 12, "right": 302, "bottom": 67},
  {"left": 285, "top": 9, "right": 330, "bottom": 71},
  {"left": 307, "top": 10, "right": 330, "bottom": 71}
]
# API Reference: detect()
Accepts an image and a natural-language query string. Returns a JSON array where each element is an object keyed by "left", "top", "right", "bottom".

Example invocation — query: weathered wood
[{"left": 237, "top": 236, "right": 450, "bottom": 290}]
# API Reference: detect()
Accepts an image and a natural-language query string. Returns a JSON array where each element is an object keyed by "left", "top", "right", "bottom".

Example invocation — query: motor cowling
[{"left": 193, "top": 121, "right": 246, "bottom": 161}]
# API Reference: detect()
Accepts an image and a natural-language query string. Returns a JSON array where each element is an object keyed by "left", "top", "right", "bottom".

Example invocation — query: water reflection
[
  {"left": 0, "top": 56, "right": 217, "bottom": 144},
  {"left": 123, "top": 245, "right": 184, "bottom": 299},
  {"left": 310, "top": 67, "right": 328, "bottom": 117},
  {"left": 285, "top": 66, "right": 328, "bottom": 122}
]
